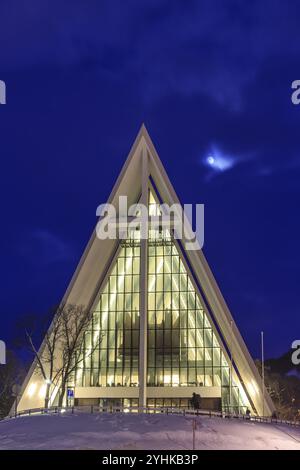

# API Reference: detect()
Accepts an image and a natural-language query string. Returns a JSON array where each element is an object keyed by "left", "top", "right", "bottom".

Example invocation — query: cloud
[
  {"left": 1, "top": 0, "right": 300, "bottom": 111},
  {"left": 18, "top": 229, "right": 74, "bottom": 265}
]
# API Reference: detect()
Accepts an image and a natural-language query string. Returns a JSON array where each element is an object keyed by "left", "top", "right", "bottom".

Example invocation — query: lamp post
[
  {"left": 261, "top": 331, "right": 265, "bottom": 418},
  {"left": 229, "top": 320, "right": 233, "bottom": 414}
]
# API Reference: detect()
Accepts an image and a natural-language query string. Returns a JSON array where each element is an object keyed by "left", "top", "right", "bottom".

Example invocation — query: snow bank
[{"left": 0, "top": 412, "right": 300, "bottom": 450}]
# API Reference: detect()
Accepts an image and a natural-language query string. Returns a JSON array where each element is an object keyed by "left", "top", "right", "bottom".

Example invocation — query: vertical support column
[{"left": 139, "top": 145, "right": 148, "bottom": 410}]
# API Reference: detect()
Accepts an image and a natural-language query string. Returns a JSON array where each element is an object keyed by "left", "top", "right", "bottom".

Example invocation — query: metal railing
[{"left": 2, "top": 405, "right": 300, "bottom": 429}]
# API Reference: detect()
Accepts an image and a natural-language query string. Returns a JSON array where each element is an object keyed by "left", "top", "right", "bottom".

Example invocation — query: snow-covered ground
[{"left": 0, "top": 412, "right": 300, "bottom": 450}]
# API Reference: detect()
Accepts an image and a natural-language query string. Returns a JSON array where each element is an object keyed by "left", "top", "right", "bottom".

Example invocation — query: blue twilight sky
[{"left": 0, "top": 0, "right": 300, "bottom": 359}]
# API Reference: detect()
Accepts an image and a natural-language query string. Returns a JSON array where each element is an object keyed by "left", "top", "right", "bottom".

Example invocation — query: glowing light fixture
[
  {"left": 27, "top": 383, "right": 37, "bottom": 398},
  {"left": 39, "top": 384, "right": 47, "bottom": 398}
]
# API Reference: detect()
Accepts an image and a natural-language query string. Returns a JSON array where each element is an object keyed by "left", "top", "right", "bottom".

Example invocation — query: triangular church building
[{"left": 15, "top": 126, "right": 275, "bottom": 416}]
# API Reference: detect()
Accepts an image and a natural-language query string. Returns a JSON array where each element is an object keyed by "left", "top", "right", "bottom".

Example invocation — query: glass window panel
[
  {"left": 156, "top": 246, "right": 163, "bottom": 257},
  {"left": 93, "top": 311, "right": 100, "bottom": 330},
  {"left": 172, "top": 353, "right": 179, "bottom": 368},
  {"left": 109, "top": 276, "right": 117, "bottom": 293},
  {"left": 156, "top": 274, "right": 163, "bottom": 291},
  {"left": 204, "top": 315, "right": 211, "bottom": 328},
  {"left": 148, "top": 311, "right": 155, "bottom": 328},
  {"left": 196, "top": 348, "right": 204, "bottom": 364},
  {"left": 108, "top": 349, "right": 115, "bottom": 364},
  {"left": 172, "top": 291, "right": 180, "bottom": 308},
  {"left": 101, "top": 294, "right": 109, "bottom": 312},
  {"left": 188, "top": 292, "right": 195, "bottom": 309},
  {"left": 132, "top": 275, "right": 139, "bottom": 292},
  {"left": 222, "top": 367, "right": 230, "bottom": 386},
  {"left": 108, "top": 310, "right": 116, "bottom": 329},
  {"left": 213, "top": 368, "right": 222, "bottom": 386},
  {"left": 204, "top": 328, "right": 212, "bottom": 347},
  {"left": 124, "top": 330, "right": 131, "bottom": 348},
  {"left": 148, "top": 349, "right": 155, "bottom": 367},
  {"left": 180, "top": 310, "right": 187, "bottom": 328},
  {"left": 148, "top": 256, "right": 156, "bottom": 273},
  {"left": 205, "top": 348, "right": 213, "bottom": 366},
  {"left": 164, "top": 329, "right": 171, "bottom": 348},
  {"left": 164, "top": 244, "right": 172, "bottom": 255},
  {"left": 118, "top": 275, "right": 124, "bottom": 292},
  {"left": 195, "top": 329, "right": 204, "bottom": 347},
  {"left": 171, "top": 274, "right": 179, "bottom": 291},
  {"left": 109, "top": 293, "right": 116, "bottom": 311},
  {"left": 125, "top": 275, "right": 132, "bottom": 292},
  {"left": 187, "top": 309, "right": 196, "bottom": 328},
  {"left": 172, "top": 256, "right": 180, "bottom": 273},
  {"left": 164, "top": 273, "right": 171, "bottom": 291},
  {"left": 197, "top": 368, "right": 205, "bottom": 386},
  {"left": 132, "top": 330, "right": 139, "bottom": 348},
  {"left": 110, "top": 264, "right": 117, "bottom": 276},
  {"left": 84, "top": 370, "right": 91, "bottom": 386},
  {"left": 148, "top": 245, "right": 155, "bottom": 256},
  {"left": 85, "top": 331, "right": 92, "bottom": 349},
  {"left": 172, "top": 329, "right": 180, "bottom": 348},
  {"left": 179, "top": 260, "right": 186, "bottom": 273},
  {"left": 212, "top": 332, "right": 219, "bottom": 347},
  {"left": 133, "top": 310, "right": 139, "bottom": 329},
  {"left": 148, "top": 274, "right": 156, "bottom": 292},
  {"left": 164, "top": 256, "right": 171, "bottom": 273},
  {"left": 180, "top": 273, "right": 187, "bottom": 291},
  {"left": 126, "top": 247, "right": 133, "bottom": 258},
  {"left": 117, "top": 294, "right": 124, "bottom": 311},
  {"left": 188, "top": 368, "right": 196, "bottom": 384},
  {"left": 156, "top": 330, "right": 163, "bottom": 348},
  {"left": 148, "top": 368, "right": 155, "bottom": 385},
  {"left": 172, "top": 310, "right": 179, "bottom": 328},
  {"left": 118, "top": 258, "right": 125, "bottom": 275},
  {"left": 148, "top": 293, "right": 155, "bottom": 310},
  {"left": 133, "top": 257, "right": 139, "bottom": 274},
  {"left": 180, "top": 369, "right": 187, "bottom": 386},
  {"left": 180, "top": 291, "right": 187, "bottom": 309},
  {"left": 187, "top": 329, "right": 196, "bottom": 349},
  {"left": 205, "top": 369, "right": 213, "bottom": 386},
  {"left": 156, "top": 310, "right": 163, "bottom": 326},
  {"left": 213, "top": 348, "right": 221, "bottom": 367},
  {"left": 195, "top": 309, "right": 204, "bottom": 329},
  {"left": 188, "top": 348, "right": 196, "bottom": 361},
  {"left": 132, "top": 292, "right": 139, "bottom": 311},
  {"left": 124, "top": 292, "right": 132, "bottom": 310},
  {"left": 148, "top": 330, "right": 155, "bottom": 349},
  {"left": 156, "top": 292, "right": 164, "bottom": 309},
  {"left": 100, "top": 333, "right": 107, "bottom": 349},
  {"left": 221, "top": 352, "right": 228, "bottom": 367},
  {"left": 164, "top": 309, "right": 172, "bottom": 328},
  {"left": 116, "top": 328, "right": 123, "bottom": 349},
  {"left": 85, "top": 353, "right": 91, "bottom": 368},
  {"left": 108, "top": 329, "right": 115, "bottom": 347},
  {"left": 163, "top": 292, "right": 171, "bottom": 310}
]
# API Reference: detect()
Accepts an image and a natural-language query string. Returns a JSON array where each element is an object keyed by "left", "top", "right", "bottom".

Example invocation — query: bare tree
[
  {"left": 56, "top": 304, "right": 100, "bottom": 407},
  {"left": 0, "top": 350, "right": 24, "bottom": 419},
  {"left": 19, "top": 304, "right": 101, "bottom": 408},
  {"left": 16, "top": 308, "right": 63, "bottom": 409},
  {"left": 27, "top": 310, "right": 64, "bottom": 408}
]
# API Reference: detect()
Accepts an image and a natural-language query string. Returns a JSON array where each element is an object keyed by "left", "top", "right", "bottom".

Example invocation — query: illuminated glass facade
[
  {"left": 73, "top": 190, "right": 251, "bottom": 413},
  {"left": 75, "top": 243, "right": 140, "bottom": 388}
]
